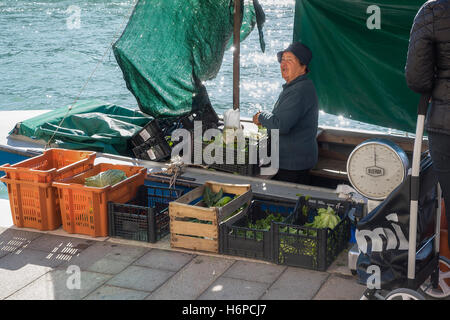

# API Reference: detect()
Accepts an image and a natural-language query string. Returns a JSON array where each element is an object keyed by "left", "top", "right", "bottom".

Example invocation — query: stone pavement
[{"left": 0, "top": 226, "right": 367, "bottom": 300}]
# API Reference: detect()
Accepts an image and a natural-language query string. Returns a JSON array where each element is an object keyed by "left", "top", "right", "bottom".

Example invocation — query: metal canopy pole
[{"left": 233, "top": 0, "right": 241, "bottom": 110}]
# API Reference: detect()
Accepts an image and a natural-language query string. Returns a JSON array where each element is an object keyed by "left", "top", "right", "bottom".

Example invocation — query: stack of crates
[
  {"left": 131, "top": 103, "right": 219, "bottom": 163},
  {"left": 0, "top": 149, "right": 96, "bottom": 231}
]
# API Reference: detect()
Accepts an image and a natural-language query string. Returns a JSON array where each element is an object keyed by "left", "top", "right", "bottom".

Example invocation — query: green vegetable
[
  {"left": 202, "top": 186, "right": 228, "bottom": 208},
  {"left": 294, "top": 206, "right": 341, "bottom": 237},
  {"left": 248, "top": 213, "right": 284, "bottom": 231},
  {"left": 214, "top": 196, "right": 232, "bottom": 207},
  {"left": 165, "top": 136, "right": 174, "bottom": 147},
  {"left": 211, "top": 188, "right": 224, "bottom": 205},
  {"left": 234, "top": 213, "right": 284, "bottom": 241},
  {"left": 203, "top": 186, "right": 213, "bottom": 207},
  {"left": 84, "top": 169, "right": 127, "bottom": 187}
]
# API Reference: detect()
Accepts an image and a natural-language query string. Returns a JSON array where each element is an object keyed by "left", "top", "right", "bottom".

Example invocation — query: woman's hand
[{"left": 253, "top": 112, "right": 261, "bottom": 125}]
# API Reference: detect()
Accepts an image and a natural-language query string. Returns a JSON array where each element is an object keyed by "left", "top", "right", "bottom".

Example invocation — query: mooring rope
[
  {"left": 44, "top": 0, "right": 138, "bottom": 149},
  {"left": 147, "top": 156, "right": 209, "bottom": 189}
]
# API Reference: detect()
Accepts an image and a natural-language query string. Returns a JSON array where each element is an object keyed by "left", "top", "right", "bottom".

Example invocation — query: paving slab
[
  {"left": 327, "top": 246, "right": 354, "bottom": 277},
  {"left": 83, "top": 257, "right": 134, "bottom": 275},
  {"left": 59, "top": 241, "right": 150, "bottom": 272},
  {"left": 0, "top": 228, "right": 42, "bottom": 258},
  {"left": 261, "top": 267, "right": 329, "bottom": 300},
  {"left": 83, "top": 284, "right": 150, "bottom": 300},
  {"left": 0, "top": 248, "right": 78, "bottom": 299},
  {"left": 25, "top": 234, "right": 96, "bottom": 254},
  {"left": 146, "top": 255, "right": 236, "bottom": 300},
  {"left": 313, "top": 274, "right": 366, "bottom": 300},
  {"left": 198, "top": 277, "right": 270, "bottom": 300},
  {"left": 133, "top": 248, "right": 195, "bottom": 272},
  {"left": 6, "top": 269, "right": 112, "bottom": 300},
  {"left": 107, "top": 265, "right": 175, "bottom": 292},
  {"left": 222, "top": 260, "right": 286, "bottom": 284}
]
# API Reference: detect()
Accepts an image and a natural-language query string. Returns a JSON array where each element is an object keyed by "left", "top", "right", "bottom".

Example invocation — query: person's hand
[{"left": 253, "top": 112, "right": 261, "bottom": 125}]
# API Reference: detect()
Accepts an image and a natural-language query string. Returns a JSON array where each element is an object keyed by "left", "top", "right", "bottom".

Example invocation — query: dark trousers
[
  {"left": 428, "top": 132, "right": 450, "bottom": 248},
  {"left": 272, "top": 168, "right": 311, "bottom": 185}
]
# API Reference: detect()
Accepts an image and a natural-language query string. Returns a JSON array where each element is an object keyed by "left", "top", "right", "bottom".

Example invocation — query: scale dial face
[{"left": 347, "top": 140, "right": 408, "bottom": 200}]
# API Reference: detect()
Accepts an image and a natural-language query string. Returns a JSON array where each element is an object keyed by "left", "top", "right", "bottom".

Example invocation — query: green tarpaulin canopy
[
  {"left": 11, "top": 100, "right": 151, "bottom": 156},
  {"left": 294, "top": 0, "right": 425, "bottom": 133},
  {"left": 113, "top": 0, "right": 265, "bottom": 118}
]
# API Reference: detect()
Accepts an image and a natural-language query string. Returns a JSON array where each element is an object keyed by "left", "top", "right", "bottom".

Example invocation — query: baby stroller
[{"left": 356, "top": 95, "right": 449, "bottom": 300}]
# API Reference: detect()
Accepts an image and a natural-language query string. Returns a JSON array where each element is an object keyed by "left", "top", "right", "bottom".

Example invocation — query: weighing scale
[{"left": 346, "top": 138, "right": 410, "bottom": 274}]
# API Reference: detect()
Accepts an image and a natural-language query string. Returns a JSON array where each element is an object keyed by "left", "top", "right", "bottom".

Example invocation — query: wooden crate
[{"left": 169, "top": 181, "right": 252, "bottom": 253}]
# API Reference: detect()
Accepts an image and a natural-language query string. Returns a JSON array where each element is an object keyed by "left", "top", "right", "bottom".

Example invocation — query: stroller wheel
[
  {"left": 420, "top": 256, "right": 450, "bottom": 299},
  {"left": 385, "top": 288, "right": 425, "bottom": 300}
]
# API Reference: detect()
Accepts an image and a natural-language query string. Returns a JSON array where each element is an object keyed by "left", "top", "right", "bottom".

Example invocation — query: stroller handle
[{"left": 407, "top": 93, "right": 432, "bottom": 281}]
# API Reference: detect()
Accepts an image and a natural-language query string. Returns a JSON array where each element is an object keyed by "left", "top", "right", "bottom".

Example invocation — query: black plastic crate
[
  {"left": 132, "top": 135, "right": 172, "bottom": 162},
  {"left": 131, "top": 119, "right": 164, "bottom": 147},
  {"left": 199, "top": 138, "right": 262, "bottom": 176},
  {"left": 108, "top": 185, "right": 184, "bottom": 243},
  {"left": 273, "top": 196, "right": 362, "bottom": 271},
  {"left": 220, "top": 199, "right": 296, "bottom": 261},
  {"left": 131, "top": 117, "right": 185, "bottom": 147}
]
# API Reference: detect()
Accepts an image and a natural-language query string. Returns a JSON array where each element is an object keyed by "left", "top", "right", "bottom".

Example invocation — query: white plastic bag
[
  {"left": 223, "top": 108, "right": 241, "bottom": 145},
  {"left": 223, "top": 108, "right": 241, "bottom": 129}
]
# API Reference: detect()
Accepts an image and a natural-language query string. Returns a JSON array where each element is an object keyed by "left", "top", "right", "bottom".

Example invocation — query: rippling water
[{"left": 0, "top": 0, "right": 404, "bottom": 134}]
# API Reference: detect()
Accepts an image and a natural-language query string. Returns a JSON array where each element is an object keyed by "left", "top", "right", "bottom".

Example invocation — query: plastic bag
[
  {"left": 84, "top": 169, "right": 128, "bottom": 188},
  {"left": 223, "top": 108, "right": 241, "bottom": 129},
  {"left": 223, "top": 108, "right": 242, "bottom": 145}
]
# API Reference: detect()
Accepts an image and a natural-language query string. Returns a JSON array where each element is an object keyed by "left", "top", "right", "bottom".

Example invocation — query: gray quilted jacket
[{"left": 405, "top": 0, "right": 450, "bottom": 135}]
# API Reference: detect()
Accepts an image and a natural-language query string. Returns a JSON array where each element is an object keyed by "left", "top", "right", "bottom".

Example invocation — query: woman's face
[{"left": 280, "top": 51, "right": 303, "bottom": 83}]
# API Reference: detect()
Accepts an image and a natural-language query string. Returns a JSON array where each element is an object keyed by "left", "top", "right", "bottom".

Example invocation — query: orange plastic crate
[
  {"left": 0, "top": 149, "right": 96, "bottom": 183},
  {"left": 0, "top": 149, "right": 96, "bottom": 231},
  {"left": 52, "top": 163, "right": 146, "bottom": 237}
]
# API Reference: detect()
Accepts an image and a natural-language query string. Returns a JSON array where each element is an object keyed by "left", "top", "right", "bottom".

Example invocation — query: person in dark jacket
[
  {"left": 405, "top": 0, "right": 450, "bottom": 247},
  {"left": 252, "top": 42, "right": 319, "bottom": 184}
]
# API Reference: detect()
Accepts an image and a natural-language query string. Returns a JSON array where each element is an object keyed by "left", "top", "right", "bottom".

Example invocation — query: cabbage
[{"left": 84, "top": 169, "right": 127, "bottom": 187}]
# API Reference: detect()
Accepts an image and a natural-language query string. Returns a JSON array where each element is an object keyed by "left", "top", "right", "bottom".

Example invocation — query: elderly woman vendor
[{"left": 253, "top": 42, "right": 319, "bottom": 184}]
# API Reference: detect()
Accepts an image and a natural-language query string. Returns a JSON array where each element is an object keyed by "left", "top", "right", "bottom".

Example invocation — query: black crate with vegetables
[
  {"left": 273, "top": 196, "right": 363, "bottom": 271},
  {"left": 198, "top": 134, "right": 267, "bottom": 176},
  {"left": 108, "top": 185, "right": 184, "bottom": 243},
  {"left": 220, "top": 199, "right": 296, "bottom": 261}
]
